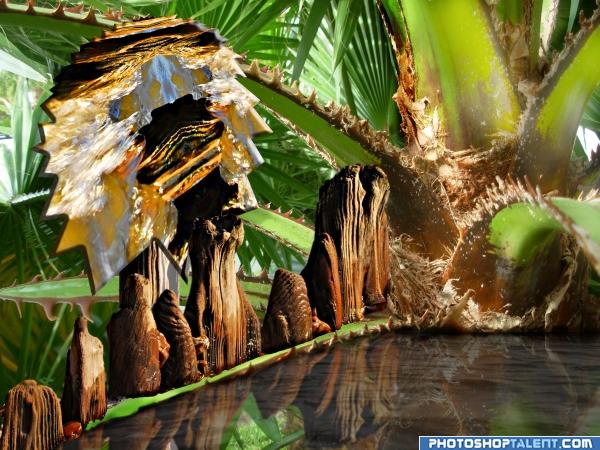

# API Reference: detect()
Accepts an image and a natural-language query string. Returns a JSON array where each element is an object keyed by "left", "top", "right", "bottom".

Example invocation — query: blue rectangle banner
[{"left": 419, "top": 436, "right": 600, "bottom": 449}]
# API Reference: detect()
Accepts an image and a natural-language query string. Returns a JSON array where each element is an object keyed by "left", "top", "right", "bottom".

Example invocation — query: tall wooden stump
[
  {"left": 185, "top": 215, "right": 261, "bottom": 374},
  {"left": 108, "top": 274, "right": 168, "bottom": 398},
  {"left": 0, "top": 381, "right": 63, "bottom": 450},
  {"left": 62, "top": 317, "right": 107, "bottom": 426},
  {"left": 311, "top": 165, "right": 390, "bottom": 323},
  {"left": 153, "top": 289, "right": 200, "bottom": 390}
]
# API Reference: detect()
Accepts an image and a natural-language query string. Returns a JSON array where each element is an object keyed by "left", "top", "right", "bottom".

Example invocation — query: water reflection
[{"left": 64, "top": 333, "right": 600, "bottom": 449}]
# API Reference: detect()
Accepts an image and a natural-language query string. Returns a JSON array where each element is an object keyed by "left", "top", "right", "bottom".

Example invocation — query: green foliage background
[{"left": 0, "top": 0, "right": 599, "bottom": 426}]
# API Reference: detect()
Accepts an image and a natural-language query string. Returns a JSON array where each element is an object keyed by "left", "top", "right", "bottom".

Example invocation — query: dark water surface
[{"left": 65, "top": 333, "right": 600, "bottom": 450}]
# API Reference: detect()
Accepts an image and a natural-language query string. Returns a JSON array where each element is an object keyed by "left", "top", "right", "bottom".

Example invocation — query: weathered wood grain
[
  {"left": 61, "top": 317, "right": 107, "bottom": 426},
  {"left": 185, "top": 215, "right": 261, "bottom": 374},
  {"left": 313, "top": 165, "right": 390, "bottom": 323},
  {"left": 0, "top": 381, "right": 63, "bottom": 450},
  {"left": 108, "top": 274, "right": 167, "bottom": 398},
  {"left": 153, "top": 289, "right": 200, "bottom": 390},
  {"left": 262, "top": 269, "right": 313, "bottom": 353}
]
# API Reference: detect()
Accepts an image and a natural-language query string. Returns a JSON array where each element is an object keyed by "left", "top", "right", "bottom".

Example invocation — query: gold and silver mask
[{"left": 40, "top": 18, "right": 270, "bottom": 292}]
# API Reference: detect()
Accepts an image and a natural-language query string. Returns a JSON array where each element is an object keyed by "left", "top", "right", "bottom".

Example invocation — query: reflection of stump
[
  {"left": 185, "top": 215, "right": 261, "bottom": 374},
  {"left": 295, "top": 340, "right": 375, "bottom": 446},
  {"left": 252, "top": 348, "right": 329, "bottom": 419},
  {"left": 314, "top": 165, "right": 390, "bottom": 323},
  {"left": 262, "top": 269, "right": 313, "bottom": 352},
  {"left": 0, "top": 380, "right": 63, "bottom": 450},
  {"left": 108, "top": 274, "right": 167, "bottom": 397},
  {"left": 153, "top": 289, "right": 200, "bottom": 390},
  {"left": 102, "top": 408, "right": 162, "bottom": 450},
  {"left": 301, "top": 233, "right": 343, "bottom": 330},
  {"left": 61, "top": 317, "right": 107, "bottom": 426}
]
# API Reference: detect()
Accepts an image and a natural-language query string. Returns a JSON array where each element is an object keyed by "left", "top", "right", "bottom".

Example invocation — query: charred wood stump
[
  {"left": 313, "top": 165, "right": 390, "bottom": 323},
  {"left": 262, "top": 269, "right": 313, "bottom": 353},
  {"left": 185, "top": 215, "right": 261, "bottom": 374},
  {"left": 153, "top": 289, "right": 200, "bottom": 390},
  {"left": 61, "top": 317, "right": 107, "bottom": 426},
  {"left": 0, "top": 381, "right": 63, "bottom": 450},
  {"left": 301, "top": 233, "right": 343, "bottom": 330},
  {"left": 108, "top": 274, "right": 169, "bottom": 398}
]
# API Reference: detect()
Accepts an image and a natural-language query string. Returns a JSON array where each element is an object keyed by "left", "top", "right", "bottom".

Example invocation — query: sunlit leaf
[
  {"left": 241, "top": 207, "right": 314, "bottom": 256},
  {"left": 489, "top": 197, "right": 600, "bottom": 273}
]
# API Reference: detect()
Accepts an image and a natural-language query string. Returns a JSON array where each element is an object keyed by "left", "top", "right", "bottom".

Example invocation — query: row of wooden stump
[{"left": 0, "top": 164, "right": 391, "bottom": 450}]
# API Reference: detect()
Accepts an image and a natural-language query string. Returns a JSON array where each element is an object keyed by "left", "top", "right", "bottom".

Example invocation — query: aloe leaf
[
  {"left": 238, "top": 75, "right": 380, "bottom": 166},
  {"left": 0, "top": 276, "right": 120, "bottom": 302},
  {"left": 383, "top": 0, "right": 521, "bottom": 150},
  {"left": 0, "top": 276, "right": 270, "bottom": 311},
  {"left": 87, "top": 317, "right": 395, "bottom": 430},
  {"left": 241, "top": 207, "right": 314, "bottom": 256},
  {"left": 489, "top": 197, "right": 600, "bottom": 273},
  {"left": 515, "top": 10, "right": 600, "bottom": 191},
  {"left": 0, "top": 7, "right": 110, "bottom": 38}
]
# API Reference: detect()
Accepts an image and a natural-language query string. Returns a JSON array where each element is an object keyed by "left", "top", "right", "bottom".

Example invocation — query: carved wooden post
[
  {"left": 153, "top": 289, "right": 200, "bottom": 390},
  {"left": 108, "top": 274, "right": 169, "bottom": 397},
  {"left": 185, "top": 215, "right": 261, "bottom": 374},
  {"left": 312, "top": 165, "right": 390, "bottom": 323},
  {"left": 0, "top": 381, "right": 63, "bottom": 450},
  {"left": 61, "top": 317, "right": 107, "bottom": 426},
  {"left": 262, "top": 269, "right": 313, "bottom": 353}
]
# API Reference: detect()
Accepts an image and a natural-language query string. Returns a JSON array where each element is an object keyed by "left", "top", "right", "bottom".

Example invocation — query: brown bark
[
  {"left": 301, "top": 233, "right": 343, "bottom": 330},
  {"left": 61, "top": 317, "right": 107, "bottom": 426},
  {"left": 185, "top": 215, "right": 261, "bottom": 374},
  {"left": 152, "top": 289, "right": 200, "bottom": 390},
  {"left": 108, "top": 274, "right": 167, "bottom": 398},
  {"left": 380, "top": 154, "right": 458, "bottom": 259},
  {"left": 262, "top": 269, "right": 313, "bottom": 353},
  {"left": 314, "top": 165, "right": 390, "bottom": 323},
  {"left": 239, "top": 280, "right": 262, "bottom": 361},
  {"left": 0, "top": 380, "right": 63, "bottom": 450},
  {"left": 119, "top": 241, "right": 174, "bottom": 308},
  {"left": 364, "top": 212, "right": 391, "bottom": 310}
]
